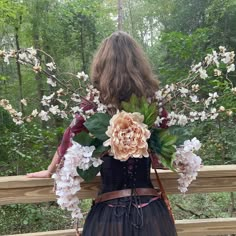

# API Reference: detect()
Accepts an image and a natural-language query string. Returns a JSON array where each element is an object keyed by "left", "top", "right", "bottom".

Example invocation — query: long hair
[{"left": 90, "top": 31, "right": 159, "bottom": 107}]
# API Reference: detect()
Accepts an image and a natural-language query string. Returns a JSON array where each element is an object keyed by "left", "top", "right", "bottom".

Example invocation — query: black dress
[{"left": 82, "top": 156, "right": 177, "bottom": 236}]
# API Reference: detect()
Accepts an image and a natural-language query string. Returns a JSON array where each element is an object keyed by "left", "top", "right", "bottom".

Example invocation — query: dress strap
[
  {"left": 150, "top": 152, "right": 175, "bottom": 223},
  {"left": 153, "top": 168, "right": 175, "bottom": 223}
]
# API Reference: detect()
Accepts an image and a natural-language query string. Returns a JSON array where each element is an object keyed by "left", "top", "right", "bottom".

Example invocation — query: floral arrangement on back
[{"left": 0, "top": 45, "right": 236, "bottom": 220}]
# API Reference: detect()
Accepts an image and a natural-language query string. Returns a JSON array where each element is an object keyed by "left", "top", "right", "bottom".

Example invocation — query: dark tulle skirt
[{"left": 82, "top": 196, "right": 177, "bottom": 236}]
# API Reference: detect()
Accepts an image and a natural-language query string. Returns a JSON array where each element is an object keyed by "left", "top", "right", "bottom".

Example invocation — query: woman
[{"left": 28, "top": 31, "right": 177, "bottom": 236}]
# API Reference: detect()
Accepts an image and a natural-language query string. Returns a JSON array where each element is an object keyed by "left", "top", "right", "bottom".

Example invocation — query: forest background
[{"left": 0, "top": 0, "right": 236, "bottom": 234}]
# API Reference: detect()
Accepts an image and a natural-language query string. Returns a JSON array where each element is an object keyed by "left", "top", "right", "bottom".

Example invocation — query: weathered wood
[
  {"left": 176, "top": 218, "right": 236, "bottom": 235},
  {"left": 5, "top": 218, "right": 236, "bottom": 236},
  {"left": 3, "top": 229, "right": 77, "bottom": 236},
  {"left": 1, "top": 165, "right": 236, "bottom": 205}
]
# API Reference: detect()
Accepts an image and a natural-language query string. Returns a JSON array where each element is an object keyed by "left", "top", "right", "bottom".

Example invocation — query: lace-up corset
[{"left": 99, "top": 156, "right": 154, "bottom": 194}]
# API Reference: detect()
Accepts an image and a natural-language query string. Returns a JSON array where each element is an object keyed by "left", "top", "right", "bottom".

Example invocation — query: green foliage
[
  {"left": 154, "top": 28, "right": 212, "bottom": 83},
  {"left": 0, "top": 202, "right": 75, "bottom": 234},
  {"left": 77, "top": 165, "right": 100, "bottom": 182},
  {"left": 170, "top": 192, "right": 234, "bottom": 220},
  {"left": 0, "top": 0, "right": 27, "bottom": 26},
  {"left": 1, "top": 0, "right": 236, "bottom": 234},
  {"left": 121, "top": 94, "right": 158, "bottom": 127},
  {"left": 148, "top": 128, "right": 177, "bottom": 170},
  {"left": 84, "top": 113, "right": 111, "bottom": 141},
  {"left": 0, "top": 118, "right": 60, "bottom": 175},
  {"left": 74, "top": 131, "right": 113, "bottom": 156},
  {"left": 73, "top": 131, "right": 94, "bottom": 146}
]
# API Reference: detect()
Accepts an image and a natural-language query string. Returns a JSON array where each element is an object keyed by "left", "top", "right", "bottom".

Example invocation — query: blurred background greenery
[{"left": 0, "top": 0, "right": 236, "bottom": 234}]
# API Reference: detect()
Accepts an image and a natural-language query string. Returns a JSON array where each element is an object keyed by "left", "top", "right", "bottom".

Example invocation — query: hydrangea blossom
[
  {"left": 53, "top": 141, "right": 103, "bottom": 219},
  {"left": 175, "top": 138, "right": 202, "bottom": 193}
]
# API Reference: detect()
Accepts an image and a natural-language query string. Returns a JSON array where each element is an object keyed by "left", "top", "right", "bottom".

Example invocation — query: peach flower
[{"left": 103, "top": 111, "right": 151, "bottom": 161}]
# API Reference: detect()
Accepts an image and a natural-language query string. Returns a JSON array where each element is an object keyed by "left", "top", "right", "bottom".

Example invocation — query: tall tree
[
  {"left": 118, "top": 0, "right": 123, "bottom": 30},
  {"left": 0, "top": 0, "right": 27, "bottom": 113}
]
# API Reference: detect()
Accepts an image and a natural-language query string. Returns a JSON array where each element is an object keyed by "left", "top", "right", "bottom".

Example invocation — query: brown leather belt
[{"left": 95, "top": 188, "right": 161, "bottom": 204}]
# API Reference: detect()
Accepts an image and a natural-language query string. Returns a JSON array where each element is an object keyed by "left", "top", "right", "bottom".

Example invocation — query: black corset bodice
[{"left": 99, "top": 156, "right": 154, "bottom": 194}]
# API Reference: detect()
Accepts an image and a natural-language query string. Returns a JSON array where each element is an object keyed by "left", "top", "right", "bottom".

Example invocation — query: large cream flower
[{"left": 103, "top": 111, "right": 150, "bottom": 161}]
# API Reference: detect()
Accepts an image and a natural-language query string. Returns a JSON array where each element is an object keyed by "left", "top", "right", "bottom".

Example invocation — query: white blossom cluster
[
  {"left": 0, "top": 49, "right": 16, "bottom": 65},
  {"left": 38, "top": 91, "right": 68, "bottom": 121},
  {"left": 76, "top": 71, "right": 89, "bottom": 81},
  {"left": 79, "top": 85, "right": 108, "bottom": 119},
  {"left": 47, "top": 76, "right": 57, "bottom": 87},
  {"left": 155, "top": 84, "right": 175, "bottom": 102},
  {"left": 1, "top": 46, "right": 235, "bottom": 126},
  {"left": 0, "top": 99, "right": 23, "bottom": 125},
  {"left": 46, "top": 62, "right": 56, "bottom": 71},
  {"left": 175, "top": 138, "right": 202, "bottom": 193},
  {"left": 69, "top": 85, "right": 109, "bottom": 120},
  {"left": 155, "top": 88, "right": 222, "bottom": 127},
  {"left": 1, "top": 47, "right": 57, "bottom": 75},
  {"left": 153, "top": 47, "right": 236, "bottom": 127},
  {"left": 6, "top": 47, "right": 41, "bottom": 73},
  {"left": 195, "top": 46, "right": 235, "bottom": 75},
  {"left": 52, "top": 141, "right": 102, "bottom": 219},
  {"left": 165, "top": 106, "right": 219, "bottom": 127},
  {"left": 2, "top": 98, "right": 38, "bottom": 123},
  {"left": 19, "top": 47, "right": 40, "bottom": 72}
]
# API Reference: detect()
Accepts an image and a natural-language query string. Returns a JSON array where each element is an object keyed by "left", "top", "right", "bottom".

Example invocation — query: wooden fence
[{"left": 1, "top": 165, "right": 236, "bottom": 236}]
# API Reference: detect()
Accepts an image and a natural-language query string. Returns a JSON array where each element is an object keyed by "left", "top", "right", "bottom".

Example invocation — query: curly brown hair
[{"left": 90, "top": 31, "right": 159, "bottom": 107}]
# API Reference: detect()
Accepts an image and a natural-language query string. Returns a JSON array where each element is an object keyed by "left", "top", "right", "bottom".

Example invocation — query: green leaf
[
  {"left": 148, "top": 128, "right": 177, "bottom": 170},
  {"left": 92, "top": 144, "right": 109, "bottom": 158},
  {"left": 121, "top": 94, "right": 157, "bottom": 127},
  {"left": 160, "top": 154, "right": 176, "bottom": 171},
  {"left": 84, "top": 113, "right": 111, "bottom": 141},
  {"left": 77, "top": 165, "right": 101, "bottom": 182},
  {"left": 161, "top": 135, "right": 177, "bottom": 146},
  {"left": 143, "top": 103, "right": 158, "bottom": 127},
  {"left": 73, "top": 131, "right": 93, "bottom": 146},
  {"left": 121, "top": 94, "right": 140, "bottom": 113}
]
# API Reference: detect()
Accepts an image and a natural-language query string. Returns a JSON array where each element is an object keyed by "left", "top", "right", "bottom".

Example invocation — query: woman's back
[
  {"left": 100, "top": 156, "right": 153, "bottom": 194},
  {"left": 83, "top": 156, "right": 177, "bottom": 236}
]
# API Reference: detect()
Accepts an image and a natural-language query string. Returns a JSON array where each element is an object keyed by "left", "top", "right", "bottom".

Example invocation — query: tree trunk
[
  {"left": 80, "top": 24, "right": 86, "bottom": 72},
  {"left": 32, "top": 0, "right": 47, "bottom": 130},
  {"left": 118, "top": 0, "right": 123, "bottom": 30},
  {"left": 127, "top": 0, "right": 135, "bottom": 36},
  {"left": 150, "top": 18, "right": 154, "bottom": 47},
  {"left": 15, "top": 26, "right": 24, "bottom": 114}
]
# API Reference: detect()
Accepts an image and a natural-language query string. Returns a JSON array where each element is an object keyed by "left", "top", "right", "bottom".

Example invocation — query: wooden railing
[{"left": 1, "top": 165, "right": 236, "bottom": 236}]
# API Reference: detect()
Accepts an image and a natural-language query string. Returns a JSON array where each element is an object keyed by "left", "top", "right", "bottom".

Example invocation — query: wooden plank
[
  {"left": 2, "top": 165, "right": 236, "bottom": 189},
  {"left": 0, "top": 175, "right": 54, "bottom": 189},
  {"left": 158, "top": 164, "right": 236, "bottom": 178},
  {"left": 176, "top": 218, "right": 236, "bottom": 235},
  {"left": 3, "top": 229, "right": 77, "bottom": 236},
  {"left": 160, "top": 176, "right": 236, "bottom": 194},
  {"left": 1, "top": 165, "right": 236, "bottom": 205},
  {"left": 4, "top": 218, "right": 236, "bottom": 236}
]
